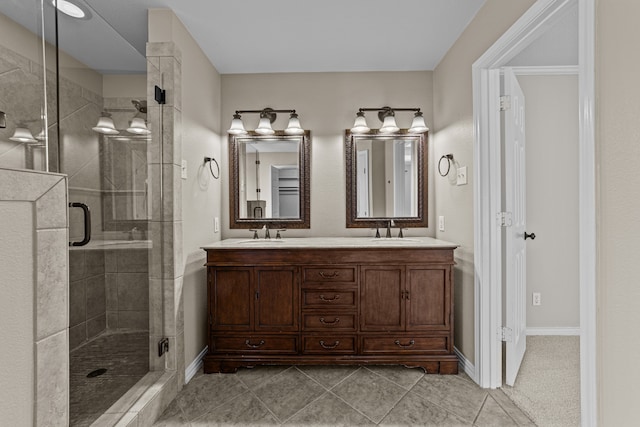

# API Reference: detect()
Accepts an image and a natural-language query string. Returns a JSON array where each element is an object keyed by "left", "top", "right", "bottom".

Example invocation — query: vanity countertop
[{"left": 202, "top": 236, "right": 457, "bottom": 250}]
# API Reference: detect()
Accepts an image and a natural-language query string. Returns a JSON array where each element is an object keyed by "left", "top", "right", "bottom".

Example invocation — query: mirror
[
  {"left": 230, "top": 131, "right": 311, "bottom": 228},
  {"left": 345, "top": 129, "right": 428, "bottom": 228}
]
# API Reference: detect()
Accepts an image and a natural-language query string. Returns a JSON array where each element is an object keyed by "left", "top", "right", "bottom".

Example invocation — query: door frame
[{"left": 471, "top": 0, "right": 596, "bottom": 425}]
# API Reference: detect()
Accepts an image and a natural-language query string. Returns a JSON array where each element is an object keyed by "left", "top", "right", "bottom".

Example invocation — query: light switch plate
[
  {"left": 456, "top": 166, "right": 468, "bottom": 186},
  {"left": 214, "top": 217, "right": 220, "bottom": 233},
  {"left": 181, "top": 160, "right": 187, "bottom": 180},
  {"left": 438, "top": 216, "right": 445, "bottom": 232}
]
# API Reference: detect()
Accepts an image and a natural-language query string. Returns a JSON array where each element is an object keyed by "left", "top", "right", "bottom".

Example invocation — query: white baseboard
[
  {"left": 454, "top": 346, "right": 477, "bottom": 383},
  {"left": 526, "top": 327, "right": 581, "bottom": 336},
  {"left": 185, "top": 346, "right": 208, "bottom": 384}
]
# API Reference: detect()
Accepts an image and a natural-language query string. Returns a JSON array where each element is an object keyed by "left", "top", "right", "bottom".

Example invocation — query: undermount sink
[
  {"left": 238, "top": 239, "right": 285, "bottom": 244},
  {"left": 369, "top": 238, "right": 420, "bottom": 243}
]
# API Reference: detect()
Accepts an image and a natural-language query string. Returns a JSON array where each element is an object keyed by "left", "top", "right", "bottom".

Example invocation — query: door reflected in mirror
[
  {"left": 346, "top": 130, "right": 427, "bottom": 228},
  {"left": 355, "top": 138, "right": 418, "bottom": 218},
  {"left": 240, "top": 139, "right": 299, "bottom": 219},
  {"left": 230, "top": 131, "right": 311, "bottom": 229}
]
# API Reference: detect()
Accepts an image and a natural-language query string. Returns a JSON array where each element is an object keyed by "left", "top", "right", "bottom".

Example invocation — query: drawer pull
[
  {"left": 319, "top": 294, "right": 340, "bottom": 302},
  {"left": 394, "top": 339, "right": 415, "bottom": 348},
  {"left": 319, "top": 317, "right": 340, "bottom": 325},
  {"left": 319, "top": 340, "right": 340, "bottom": 349},
  {"left": 245, "top": 339, "right": 265, "bottom": 348},
  {"left": 319, "top": 271, "right": 339, "bottom": 279}
]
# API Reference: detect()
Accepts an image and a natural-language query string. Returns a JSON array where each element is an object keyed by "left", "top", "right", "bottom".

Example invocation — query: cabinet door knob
[
  {"left": 319, "top": 317, "right": 340, "bottom": 325},
  {"left": 394, "top": 339, "right": 415, "bottom": 348},
  {"left": 319, "top": 294, "right": 340, "bottom": 302},
  {"left": 245, "top": 339, "right": 265, "bottom": 348},
  {"left": 319, "top": 340, "right": 340, "bottom": 349}
]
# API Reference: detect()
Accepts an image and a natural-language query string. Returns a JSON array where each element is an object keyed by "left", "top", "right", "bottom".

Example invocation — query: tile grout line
[{"left": 473, "top": 393, "right": 490, "bottom": 425}]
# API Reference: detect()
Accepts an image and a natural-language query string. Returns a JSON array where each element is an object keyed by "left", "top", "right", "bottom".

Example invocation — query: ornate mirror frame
[
  {"left": 345, "top": 129, "right": 428, "bottom": 228},
  {"left": 229, "top": 130, "right": 311, "bottom": 229}
]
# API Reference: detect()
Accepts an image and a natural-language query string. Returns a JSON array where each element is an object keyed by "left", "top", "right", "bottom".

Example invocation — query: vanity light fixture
[
  {"left": 92, "top": 113, "right": 119, "bottom": 135},
  {"left": 126, "top": 117, "right": 151, "bottom": 135},
  {"left": 10, "top": 126, "right": 38, "bottom": 143},
  {"left": 350, "top": 107, "right": 429, "bottom": 134},
  {"left": 227, "top": 108, "right": 305, "bottom": 135}
]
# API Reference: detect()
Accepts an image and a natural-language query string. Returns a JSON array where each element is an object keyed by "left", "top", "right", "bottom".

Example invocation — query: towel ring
[
  {"left": 438, "top": 154, "right": 454, "bottom": 177},
  {"left": 204, "top": 156, "right": 219, "bottom": 180}
]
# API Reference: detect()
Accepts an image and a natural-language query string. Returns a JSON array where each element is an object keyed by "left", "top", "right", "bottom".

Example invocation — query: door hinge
[
  {"left": 500, "top": 326, "right": 513, "bottom": 342},
  {"left": 158, "top": 337, "right": 169, "bottom": 356},
  {"left": 497, "top": 212, "right": 513, "bottom": 227},
  {"left": 500, "top": 95, "right": 511, "bottom": 111}
]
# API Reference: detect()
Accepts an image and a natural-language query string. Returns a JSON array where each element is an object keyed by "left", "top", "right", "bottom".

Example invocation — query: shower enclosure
[{"left": 0, "top": 1, "right": 174, "bottom": 425}]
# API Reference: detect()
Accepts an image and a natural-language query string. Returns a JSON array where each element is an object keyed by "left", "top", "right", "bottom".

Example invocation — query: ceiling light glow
[{"left": 52, "top": 0, "right": 90, "bottom": 19}]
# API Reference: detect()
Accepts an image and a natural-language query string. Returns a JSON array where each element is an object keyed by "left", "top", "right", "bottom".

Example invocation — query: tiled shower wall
[
  {"left": 69, "top": 249, "right": 106, "bottom": 349},
  {"left": 106, "top": 248, "right": 150, "bottom": 331},
  {"left": 69, "top": 247, "right": 150, "bottom": 350}
]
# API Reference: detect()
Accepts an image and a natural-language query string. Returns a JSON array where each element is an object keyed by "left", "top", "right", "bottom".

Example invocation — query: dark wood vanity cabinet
[{"left": 204, "top": 246, "right": 458, "bottom": 374}]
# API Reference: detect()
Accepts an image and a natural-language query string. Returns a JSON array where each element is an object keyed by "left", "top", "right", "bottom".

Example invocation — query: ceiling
[{"left": 0, "top": 0, "right": 487, "bottom": 74}]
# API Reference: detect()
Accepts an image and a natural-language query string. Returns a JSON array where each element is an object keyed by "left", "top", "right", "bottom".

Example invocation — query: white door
[{"left": 504, "top": 67, "right": 528, "bottom": 386}]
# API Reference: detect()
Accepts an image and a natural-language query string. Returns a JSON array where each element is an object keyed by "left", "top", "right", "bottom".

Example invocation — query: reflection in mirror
[
  {"left": 346, "top": 130, "right": 427, "bottom": 228},
  {"left": 230, "top": 131, "right": 310, "bottom": 228}
]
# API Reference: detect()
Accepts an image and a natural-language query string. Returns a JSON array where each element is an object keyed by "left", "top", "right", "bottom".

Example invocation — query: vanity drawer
[
  {"left": 303, "top": 266, "right": 356, "bottom": 283},
  {"left": 302, "top": 313, "right": 356, "bottom": 331},
  {"left": 212, "top": 335, "right": 298, "bottom": 354},
  {"left": 360, "top": 336, "right": 449, "bottom": 354},
  {"left": 302, "top": 335, "right": 356, "bottom": 354},
  {"left": 302, "top": 288, "right": 357, "bottom": 308}
]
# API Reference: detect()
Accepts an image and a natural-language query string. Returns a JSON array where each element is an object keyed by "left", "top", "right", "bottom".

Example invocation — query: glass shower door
[{"left": 52, "top": 4, "right": 155, "bottom": 425}]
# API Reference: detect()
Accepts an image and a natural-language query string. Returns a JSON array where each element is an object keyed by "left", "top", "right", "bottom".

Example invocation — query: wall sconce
[
  {"left": 227, "top": 108, "right": 304, "bottom": 135},
  {"left": 350, "top": 106, "right": 429, "bottom": 134},
  {"left": 10, "top": 126, "right": 38, "bottom": 143}
]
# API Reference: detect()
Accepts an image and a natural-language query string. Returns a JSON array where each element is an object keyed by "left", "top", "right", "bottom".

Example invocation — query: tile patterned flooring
[
  {"left": 154, "top": 365, "right": 535, "bottom": 426},
  {"left": 70, "top": 331, "right": 149, "bottom": 426}
]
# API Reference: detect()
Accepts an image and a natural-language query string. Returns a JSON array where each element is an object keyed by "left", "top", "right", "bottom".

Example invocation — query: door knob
[{"left": 524, "top": 232, "right": 536, "bottom": 240}]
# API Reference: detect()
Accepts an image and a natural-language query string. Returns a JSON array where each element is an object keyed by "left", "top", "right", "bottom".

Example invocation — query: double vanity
[
  {"left": 202, "top": 237, "right": 458, "bottom": 374},
  {"left": 206, "top": 124, "right": 457, "bottom": 373}
]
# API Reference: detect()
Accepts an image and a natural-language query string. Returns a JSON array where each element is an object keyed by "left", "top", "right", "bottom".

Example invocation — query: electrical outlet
[
  {"left": 214, "top": 217, "right": 220, "bottom": 233},
  {"left": 456, "top": 166, "right": 468, "bottom": 186},
  {"left": 438, "top": 216, "right": 445, "bottom": 232},
  {"left": 532, "top": 292, "right": 541, "bottom": 306}
]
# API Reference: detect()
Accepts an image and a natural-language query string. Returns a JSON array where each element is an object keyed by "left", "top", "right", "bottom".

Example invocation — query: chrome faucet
[
  {"left": 262, "top": 224, "right": 271, "bottom": 239},
  {"left": 386, "top": 220, "right": 392, "bottom": 238}
]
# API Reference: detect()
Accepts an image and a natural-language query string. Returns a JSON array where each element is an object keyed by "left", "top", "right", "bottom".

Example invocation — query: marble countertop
[{"left": 201, "top": 236, "right": 457, "bottom": 250}]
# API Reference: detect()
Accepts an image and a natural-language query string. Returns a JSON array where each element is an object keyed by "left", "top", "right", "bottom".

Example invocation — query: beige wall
[
  {"left": 0, "top": 201, "right": 34, "bottom": 426},
  {"left": 433, "top": 0, "right": 536, "bottom": 364},
  {"left": 596, "top": 0, "right": 640, "bottom": 422},
  {"left": 518, "top": 74, "right": 580, "bottom": 329},
  {"left": 221, "top": 71, "right": 435, "bottom": 239},
  {"left": 148, "top": 9, "right": 223, "bottom": 369}
]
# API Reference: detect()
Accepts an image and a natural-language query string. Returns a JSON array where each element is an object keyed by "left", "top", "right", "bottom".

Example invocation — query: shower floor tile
[{"left": 70, "top": 330, "right": 149, "bottom": 427}]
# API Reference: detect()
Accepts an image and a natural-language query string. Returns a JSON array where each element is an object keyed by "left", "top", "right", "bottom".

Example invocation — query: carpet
[{"left": 501, "top": 335, "right": 580, "bottom": 426}]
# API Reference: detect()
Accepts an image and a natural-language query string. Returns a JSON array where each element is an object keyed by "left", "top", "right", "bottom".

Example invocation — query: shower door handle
[{"left": 69, "top": 202, "right": 91, "bottom": 247}]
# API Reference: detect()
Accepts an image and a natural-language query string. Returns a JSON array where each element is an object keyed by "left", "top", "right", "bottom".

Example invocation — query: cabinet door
[
  {"left": 360, "top": 266, "right": 404, "bottom": 331},
  {"left": 406, "top": 267, "right": 451, "bottom": 331},
  {"left": 255, "top": 267, "right": 299, "bottom": 331},
  {"left": 210, "top": 268, "right": 253, "bottom": 331}
]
